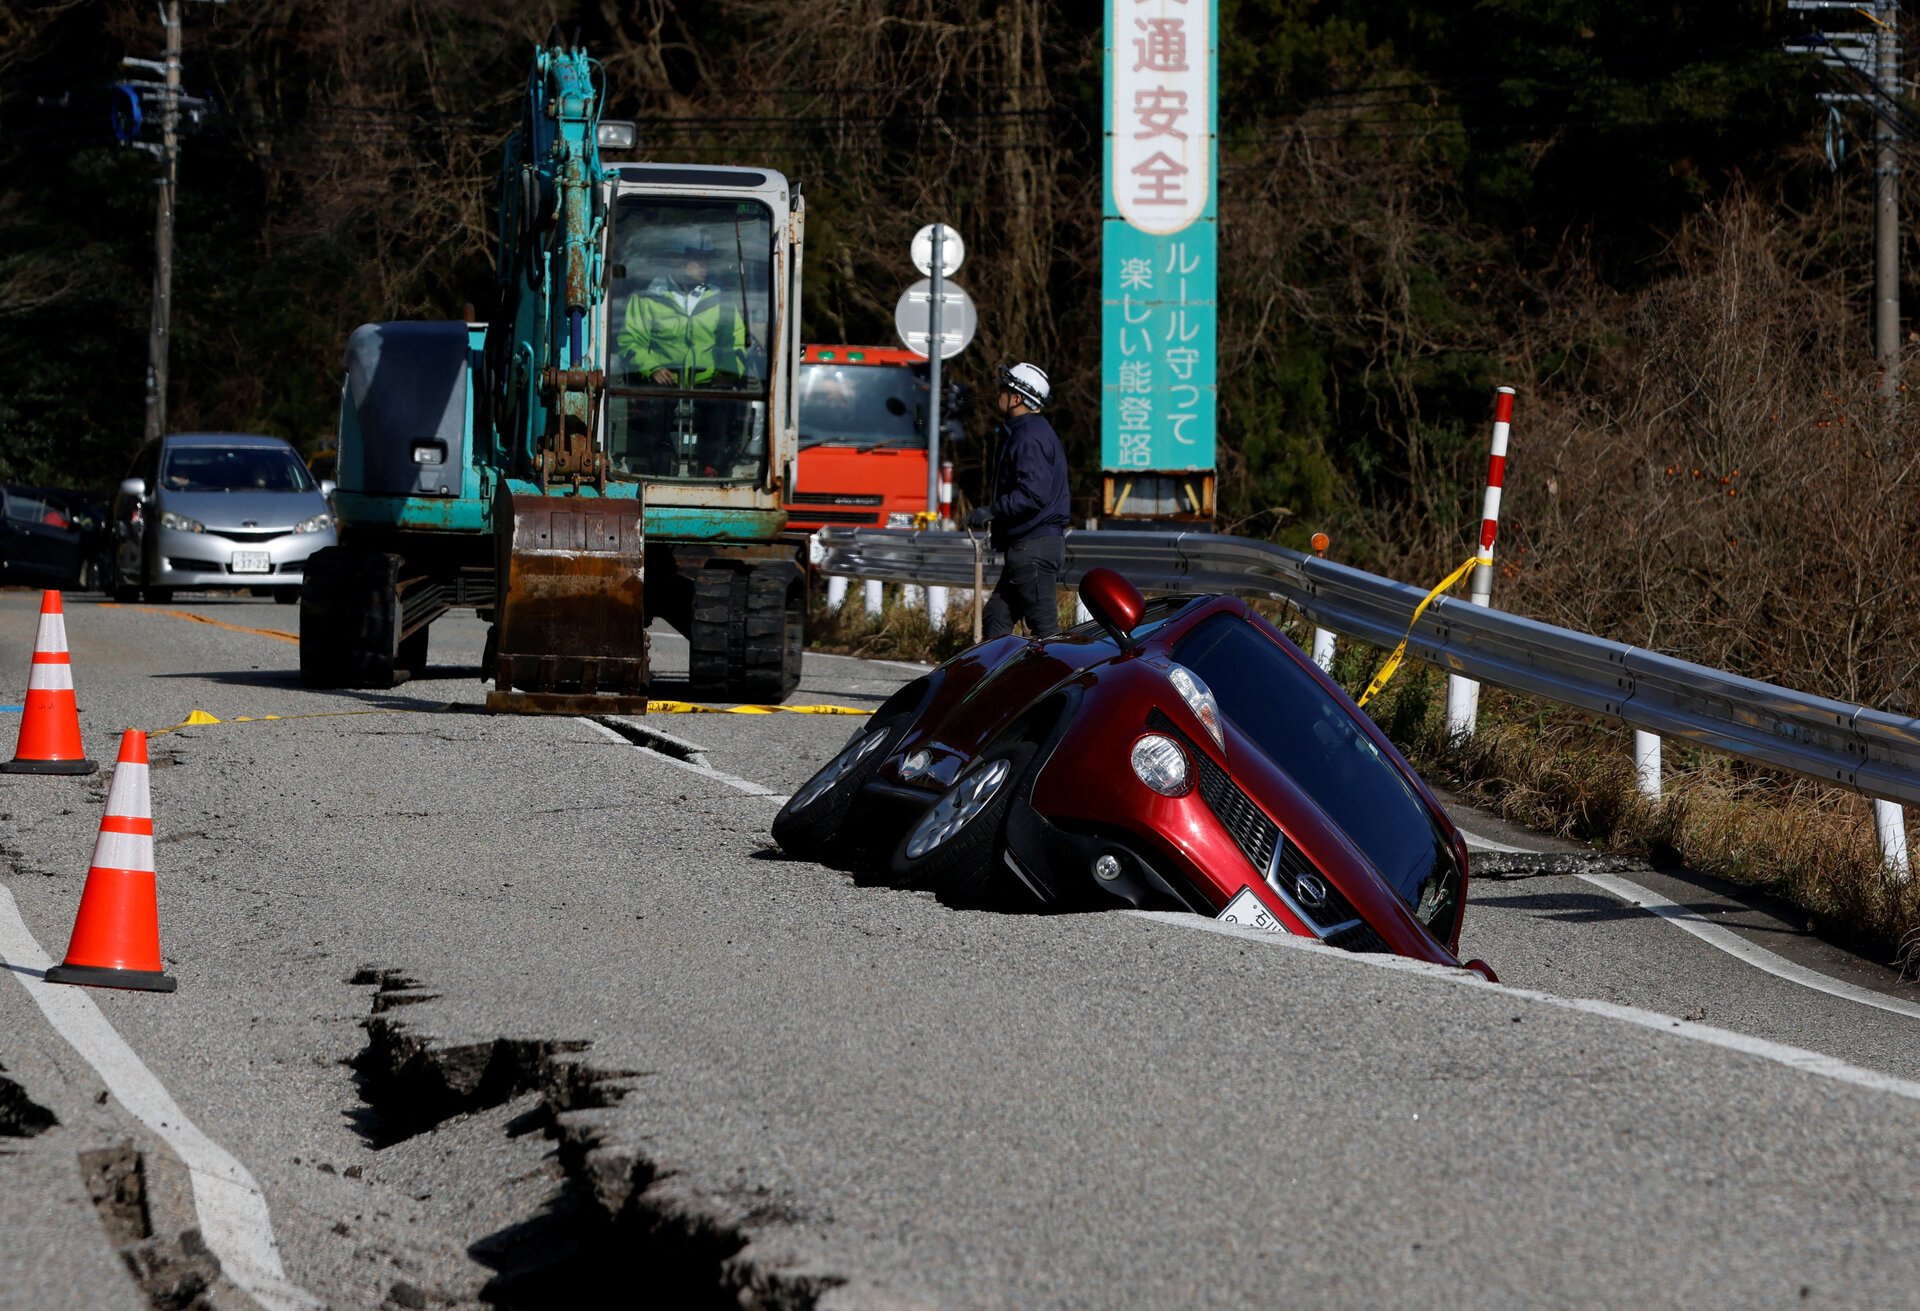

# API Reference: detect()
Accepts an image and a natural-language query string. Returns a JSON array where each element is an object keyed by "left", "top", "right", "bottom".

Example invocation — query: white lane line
[
  {"left": 1129, "top": 909, "right": 1920, "bottom": 1104},
  {"left": 582, "top": 717, "right": 789, "bottom": 803},
  {"left": 0, "top": 885, "right": 321, "bottom": 1311},
  {"left": 1461, "top": 828, "right": 1533, "bottom": 854},
  {"left": 1458, "top": 826, "right": 1920, "bottom": 1022},
  {"left": 1575, "top": 869, "right": 1920, "bottom": 1022}
]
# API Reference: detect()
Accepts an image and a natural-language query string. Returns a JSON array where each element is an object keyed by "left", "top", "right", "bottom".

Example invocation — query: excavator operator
[{"left": 617, "top": 228, "right": 748, "bottom": 387}]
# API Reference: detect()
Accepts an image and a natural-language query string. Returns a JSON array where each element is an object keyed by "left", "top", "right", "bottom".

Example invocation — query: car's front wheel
[
  {"left": 888, "top": 737, "right": 1039, "bottom": 905},
  {"left": 772, "top": 714, "right": 906, "bottom": 862}
]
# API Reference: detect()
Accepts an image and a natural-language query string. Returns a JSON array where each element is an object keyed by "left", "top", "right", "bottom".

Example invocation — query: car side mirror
[
  {"left": 319, "top": 479, "right": 337, "bottom": 499},
  {"left": 1079, "top": 567, "right": 1146, "bottom": 647},
  {"left": 119, "top": 477, "right": 147, "bottom": 500}
]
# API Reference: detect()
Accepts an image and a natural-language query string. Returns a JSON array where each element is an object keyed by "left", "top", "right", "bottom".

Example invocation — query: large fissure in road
[{"left": 348, "top": 967, "right": 844, "bottom": 1310}]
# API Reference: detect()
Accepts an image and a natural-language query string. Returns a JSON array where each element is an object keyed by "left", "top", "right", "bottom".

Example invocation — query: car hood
[{"left": 157, "top": 489, "right": 326, "bottom": 531}]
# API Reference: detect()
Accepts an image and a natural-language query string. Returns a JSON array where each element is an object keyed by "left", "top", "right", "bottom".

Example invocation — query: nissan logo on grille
[{"left": 1293, "top": 872, "right": 1329, "bottom": 909}]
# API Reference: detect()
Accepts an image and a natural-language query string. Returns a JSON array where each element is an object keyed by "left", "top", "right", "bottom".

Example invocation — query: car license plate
[
  {"left": 1216, "top": 886, "right": 1285, "bottom": 934},
  {"left": 231, "top": 551, "right": 270, "bottom": 574}
]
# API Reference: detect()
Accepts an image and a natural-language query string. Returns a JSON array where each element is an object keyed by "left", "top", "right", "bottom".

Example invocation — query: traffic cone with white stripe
[
  {"left": 45, "top": 730, "right": 176, "bottom": 992},
  {"left": 3, "top": 590, "right": 97, "bottom": 775}
]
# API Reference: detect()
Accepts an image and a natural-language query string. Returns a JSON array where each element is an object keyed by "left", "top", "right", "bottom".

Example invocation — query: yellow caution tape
[
  {"left": 151, "top": 706, "right": 446, "bottom": 737},
  {"left": 645, "top": 700, "right": 870, "bottom": 715},
  {"left": 153, "top": 700, "right": 866, "bottom": 734},
  {"left": 1355, "top": 555, "right": 1482, "bottom": 709}
]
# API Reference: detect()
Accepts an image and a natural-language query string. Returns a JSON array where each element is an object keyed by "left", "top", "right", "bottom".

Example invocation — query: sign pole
[{"left": 926, "top": 225, "right": 944, "bottom": 516}]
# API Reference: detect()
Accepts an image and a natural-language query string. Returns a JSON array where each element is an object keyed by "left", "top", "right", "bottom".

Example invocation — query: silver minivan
[{"left": 111, "top": 433, "right": 337, "bottom": 604}]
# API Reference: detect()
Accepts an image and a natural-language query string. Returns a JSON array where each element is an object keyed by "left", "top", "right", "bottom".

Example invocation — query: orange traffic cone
[
  {"left": 3, "top": 590, "right": 97, "bottom": 776},
  {"left": 45, "top": 730, "right": 176, "bottom": 993}
]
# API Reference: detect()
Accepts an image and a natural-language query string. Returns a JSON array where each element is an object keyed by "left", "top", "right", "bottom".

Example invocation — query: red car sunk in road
[{"left": 774, "top": 568, "right": 1495, "bottom": 978}]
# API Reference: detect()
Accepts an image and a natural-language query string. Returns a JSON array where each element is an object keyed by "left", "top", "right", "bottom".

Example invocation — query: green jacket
[{"left": 617, "top": 281, "right": 747, "bottom": 384}]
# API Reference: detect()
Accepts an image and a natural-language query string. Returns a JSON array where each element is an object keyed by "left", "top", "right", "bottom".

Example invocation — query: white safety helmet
[{"left": 998, "top": 361, "right": 1051, "bottom": 412}]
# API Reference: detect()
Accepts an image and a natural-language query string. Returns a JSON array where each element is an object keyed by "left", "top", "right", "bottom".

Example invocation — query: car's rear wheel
[
  {"left": 888, "top": 737, "right": 1040, "bottom": 905},
  {"left": 772, "top": 713, "right": 907, "bottom": 862}
]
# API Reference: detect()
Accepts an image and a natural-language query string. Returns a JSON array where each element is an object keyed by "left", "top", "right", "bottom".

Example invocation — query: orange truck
[{"left": 785, "top": 344, "right": 965, "bottom": 533}]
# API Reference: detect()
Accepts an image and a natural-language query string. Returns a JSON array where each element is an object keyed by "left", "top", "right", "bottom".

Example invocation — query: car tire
[
  {"left": 887, "top": 737, "right": 1040, "bottom": 906},
  {"left": 772, "top": 711, "right": 909, "bottom": 862},
  {"left": 274, "top": 588, "right": 300, "bottom": 605},
  {"left": 144, "top": 587, "right": 174, "bottom": 604}
]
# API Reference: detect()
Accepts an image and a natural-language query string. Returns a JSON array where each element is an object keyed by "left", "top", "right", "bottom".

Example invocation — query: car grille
[
  {"left": 168, "top": 557, "right": 223, "bottom": 572},
  {"left": 1271, "top": 838, "right": 1365, "bottom": 937},
  {"left": 790, "top": 492, "right": 884, "bottom": 507},
  {"left": 208, "top": 529, "right": 287, "bottom": 544},
  {"left": 1322, "top": 922, "right": 1391, "bottom": 954}
]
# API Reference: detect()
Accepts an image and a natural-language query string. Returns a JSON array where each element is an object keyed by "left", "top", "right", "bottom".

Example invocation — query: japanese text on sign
[{"left": 1111, "top": 0, "right": 1211, "bottom": 234}]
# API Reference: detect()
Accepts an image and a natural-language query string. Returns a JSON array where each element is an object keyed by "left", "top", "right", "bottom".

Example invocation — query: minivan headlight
[
  {"left": 294, "top": 513, "right": 335, "bottom": 534},
  {"left": 159, "top": 510, "right": 204, "bottom": 533},
  {"left": 1166, "top": 663, "right": 1224, "bottom": 747}
]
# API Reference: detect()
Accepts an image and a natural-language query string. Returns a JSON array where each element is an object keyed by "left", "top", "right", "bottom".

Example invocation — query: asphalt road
[{"left": 3, "top": 588, "right": 1919, "bottom": 1310}]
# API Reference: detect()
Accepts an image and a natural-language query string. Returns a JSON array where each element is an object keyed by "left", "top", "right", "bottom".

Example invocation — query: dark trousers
[{"left": 982, "top": 535, "right": 1065, "bottom": 640}]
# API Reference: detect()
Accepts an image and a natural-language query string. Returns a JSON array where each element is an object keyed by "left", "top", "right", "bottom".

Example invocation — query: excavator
[{"left": 298, "top": 38, "right": 807, "bottom": 711}]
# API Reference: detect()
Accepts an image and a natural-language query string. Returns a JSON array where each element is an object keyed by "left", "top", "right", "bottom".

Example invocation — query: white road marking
[
  {"left": 582, "top": 717, "right": 789, "bottom": 802},
  {"left": 1458, "top": 826, "right": 1920, "bottom": 1022},
  {"left": 0, "top": 885, "right": 321, "bottom": 1311},
  {"left": 1575, "top": 869, "right": 1920, "bottom": 1022},
  {"left": 1128, "top": 909, "right": 1920, "bottom": 1104}
]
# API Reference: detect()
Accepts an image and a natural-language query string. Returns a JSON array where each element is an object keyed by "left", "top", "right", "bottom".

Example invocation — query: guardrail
[{"left": 818, "top": 526, "right": 1920, "bottom": 876}]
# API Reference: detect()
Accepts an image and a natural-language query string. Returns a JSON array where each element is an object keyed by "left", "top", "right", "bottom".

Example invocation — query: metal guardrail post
[
  {"left": 825, "top": 575, "right": 848, "bottom": 612},
  {"left": 1633, "top": 730, "right": 1662, "bottom": 803},
  {"left": 863, "top": 579, "right": 883, "bottom": 618},
  {"left": 1875, "top": 800, "right": 1911, "bottom": 883},
  {"left": 928, "top": 585, "right": 949, "bottom": 631}
]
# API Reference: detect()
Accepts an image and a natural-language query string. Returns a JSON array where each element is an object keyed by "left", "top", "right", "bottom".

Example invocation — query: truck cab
[{"left": 785, "top": 345, "right": 964, "bottom": 533}]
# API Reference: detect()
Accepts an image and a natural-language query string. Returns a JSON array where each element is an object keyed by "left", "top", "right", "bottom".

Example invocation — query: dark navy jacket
[{"left": 988, "top": 411, "right": 1071, "bottom": 550}]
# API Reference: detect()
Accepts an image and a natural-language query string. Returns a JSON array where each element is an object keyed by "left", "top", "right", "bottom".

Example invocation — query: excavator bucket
[{"left": 486, "top": 489, "right": 650, "bottom": 715}]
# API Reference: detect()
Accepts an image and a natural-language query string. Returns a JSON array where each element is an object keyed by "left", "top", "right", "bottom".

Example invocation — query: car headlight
[
  {"left": 1130, "top": 733, "right": 1191, "bottom": 796},
  {"left": 1165, "top": 663, "right": 1224, "bottom": 747},
  {"left": 159, "top": 510, "right": 204, "bottom": 533},
  {"left": 294, "top": 513, "right": 335, "bottom": 534}
]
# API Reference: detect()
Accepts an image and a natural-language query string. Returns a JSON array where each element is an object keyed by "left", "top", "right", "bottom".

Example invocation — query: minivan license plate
[{"left": 231, "top": 551, "right": 270, "bottom": 574}]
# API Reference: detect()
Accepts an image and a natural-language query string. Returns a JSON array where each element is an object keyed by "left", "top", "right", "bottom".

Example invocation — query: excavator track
[{"left": 686, "top": 562, "right": 803, "bottom": 702}]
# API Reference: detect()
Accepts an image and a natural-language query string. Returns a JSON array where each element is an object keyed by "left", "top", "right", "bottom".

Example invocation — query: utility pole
[
  {"left": 141, "top": 0, "right": 182, "bottom": 444},
  {"left": 1875, "top": 2, "right": 1902, "bottom": 395},
  {"left": 1789, "top": 0, "right": 1904, "bottom": 394}
]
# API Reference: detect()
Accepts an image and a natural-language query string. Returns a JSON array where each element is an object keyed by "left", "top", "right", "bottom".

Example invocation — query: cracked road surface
[{"left": 3, "top": 589, "right": 1919, "bottom": 1310}]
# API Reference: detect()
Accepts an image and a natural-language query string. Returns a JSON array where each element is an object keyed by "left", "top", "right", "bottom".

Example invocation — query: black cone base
[
  {"left": 1, "top": 758, "right": 99, "bottom": 775},
  {"left": 44, "top": 963, "right": 177, "bottom": 992}
]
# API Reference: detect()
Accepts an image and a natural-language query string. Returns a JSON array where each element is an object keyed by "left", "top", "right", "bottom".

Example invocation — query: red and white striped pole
[
  {"left": 938, "top": 461, "right": 954, "bottom": 527},
  {"left": 1446, "top": 387, "right": 1514, "bottom": 739}
]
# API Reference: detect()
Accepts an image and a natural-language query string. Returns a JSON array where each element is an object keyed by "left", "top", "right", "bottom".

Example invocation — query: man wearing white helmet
[{"left": 966, "top": 361, "right": 1070, "bottom": 640}]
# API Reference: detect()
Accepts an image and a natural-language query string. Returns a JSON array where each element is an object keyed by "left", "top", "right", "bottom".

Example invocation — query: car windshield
[
  {"left": 161, "top": 446, "right": 315, "bottom": 493},
  {"left": 605, "top": 195, "right": 775, "bottom": 484},
  {"left": 799, "top": 362, "right": 927, "bottom": 449},
  {"left": 1173, "top": 613, "right": 1444, "bottom": 910}
]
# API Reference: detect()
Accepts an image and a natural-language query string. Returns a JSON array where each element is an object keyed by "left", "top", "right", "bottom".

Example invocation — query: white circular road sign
[
  {"left": 894, "top": 279, "right": 976, "bottom": 360},
  {"left": 911, "top": 223, "right": 965, "bottom": 278}
]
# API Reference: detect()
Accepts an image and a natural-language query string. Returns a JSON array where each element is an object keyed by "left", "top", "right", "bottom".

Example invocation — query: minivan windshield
[
  {"left": 162, "top": 446, "right": 315, "bottom": 493},
  {"left": 1173, "top": 613, "right": 1442, "bottom": 909}
]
